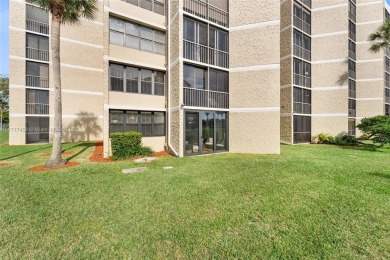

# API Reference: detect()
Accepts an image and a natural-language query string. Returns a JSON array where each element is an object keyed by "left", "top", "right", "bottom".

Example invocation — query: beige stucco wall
[
  {"left": 167, "top": 0, "right": 183, "bottom": 156},
  {"left": 312, "top": 116, "right": 348, "bottom": 137},
  {"left": 229, "top": 0, "right": 280, "bottom": 154},
  {"left": 280, "top": 115, "right": 292, "bottom": 144},
  {"left": 229, "top": 111, "right": 280, "bottom": 154}
]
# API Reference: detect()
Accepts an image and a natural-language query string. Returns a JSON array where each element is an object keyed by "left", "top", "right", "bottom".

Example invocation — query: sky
[
  {"left": 0, "top": 0, "right": 9, "bottom": 76},
  {"left": 0, "top": 0, "right": 390, "bottom": 75}
]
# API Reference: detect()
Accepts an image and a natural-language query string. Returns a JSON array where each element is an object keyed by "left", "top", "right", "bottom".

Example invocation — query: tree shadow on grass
[
  {"left": 65, "top": 142, "right": 95, "bottom": 162},
  {"left": 0, "top": 145, "right": 51, "bottom": 161},
  {"left": 368, "top": 172, "right": 390, "bottom": 179}
]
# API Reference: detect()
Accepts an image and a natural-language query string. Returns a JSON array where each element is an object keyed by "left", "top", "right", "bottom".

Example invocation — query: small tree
[
  {"left": 0, "top": 76, "right": 9, "bottom": 129},
  {"left": 357, "top": 115, "right": 390, "bottom": 147},
  {"left": 28, "top": 0, "right": 98, "bottom": 167}
]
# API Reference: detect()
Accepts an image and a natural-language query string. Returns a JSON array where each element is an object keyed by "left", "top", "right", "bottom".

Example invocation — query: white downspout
[{"left": 167, "top": 0, "right": 179, "bottom": 157}]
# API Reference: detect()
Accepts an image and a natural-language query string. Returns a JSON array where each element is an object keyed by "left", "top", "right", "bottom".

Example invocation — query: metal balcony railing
[
  {"left": 183, "top": 40, "right": 229, "bottom": 68},
  {"left": 349, "top": 89, "right": 356, "bottom": 99},
  {"left": 293, "top": 74, "right": 311, "bottom": 88},
  {"left": 183, "top": 87, "right": 228, "bottom": 109},
  {"left": 183, "top": 0, "right": 228, "bottom": 27},
  {"left": 293, "top": 16, "right": 311, "bottom": 35},
  {"left": 348, "top": 109, "right": 356, "bottom": 117},
  {"left": 349, "top": 50, "right": 356, "bottom": 60},
  {"left": 386, "top": 97, "right": 390, "bottom": 104},
  {"left": 26, "top": 47, "right": 49, "bottom": 61},
  {"left": 26, "top": 19, "right": 49, "bottom": 35},
  {"left": 26, "top": 103, "right": 49, "bottom": 114},
  {"left": 293, "top": 102, "right": 311, "bottom": 114},
  {"left": 293, "top": 45, "right": 311, "bottom": 61},
  {"left": 349, "top": 31, "right": 356, "bottom": 41},
  {"left": 26, "top": 75, "right": 49, "bottom": 88},
  {"left": 349, "top": 70, "right": 356, "bottom": 79},
  {"left": 349, "top": 12, "right": 356, "bottom": 23}
]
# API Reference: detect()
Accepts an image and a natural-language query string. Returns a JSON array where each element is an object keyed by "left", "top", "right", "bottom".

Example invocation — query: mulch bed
[
  {"left": 28, "top": 162, "right": 80, "bottom": 172},
  {"left": 0, "top": 163, "right": 9, "bottom": 167},
  {"left": 89, "top": 141, "right": 170, "bottom": 163},
  {"left": 40, "top": 151, "right": 74, "bottom": 156},
  {"left": 2, "top": 143, "right": 9, "bottom": 146}
]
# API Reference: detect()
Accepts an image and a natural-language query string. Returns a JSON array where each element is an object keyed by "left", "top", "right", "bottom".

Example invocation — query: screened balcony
[
  {"left": 183, "top": 0, "right": 228, "bottom": 27},
  {"left": 183, "top": 88, "right": 228, "bottom": 109},
  {"left": 26, "top": 61, "right": 49, "bottom": 88},
  {"left": 183, "top": 40, "right": 229, "bottom": 68},
  {"left": 26, "top": 34, "right": 49, "bottom": 62},
  {"left": 26, "top": 103, "right": 49, "bottom": 114},
  {"left": 26, "top": 4, "right": 49, "bottom": 35},
  {"left": 26, "top": 89, "right": 49, "bottom": 115}
]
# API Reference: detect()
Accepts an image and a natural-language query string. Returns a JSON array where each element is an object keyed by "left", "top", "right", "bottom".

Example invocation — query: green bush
[
  {"left": 316, "top": 133, "right": 357, "bottom": 146},
  {"left": 316, "top": 133, "right": 334, "bottom": 144},
  {"left": 334, "top": 134, "right": 357, "bottom": 145},
  {"left": 110, "top": 131, "right": 154, "bottom": 159}
]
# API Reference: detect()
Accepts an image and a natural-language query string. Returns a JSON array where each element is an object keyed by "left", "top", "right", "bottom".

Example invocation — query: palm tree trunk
[{"left": 45, "top": 15, "right": 66, "bottom": 168}]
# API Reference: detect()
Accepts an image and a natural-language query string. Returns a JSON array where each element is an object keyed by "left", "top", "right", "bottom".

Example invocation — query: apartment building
[
  {"left": 281, "top": 0, "right": 389, "bottom": 144},
  {"left": 8, "top": 0, "right": 389, "bottom": 156}
]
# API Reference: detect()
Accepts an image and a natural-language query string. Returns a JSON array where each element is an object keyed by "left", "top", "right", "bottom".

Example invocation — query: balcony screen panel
[
  {"left": 195, "top": 67, "right": 206, "bottom": 90},
  {"left": 26, "top": 61, "right": 48, "bottom": 77},
  {"left": 141, "top": 0, "right": 152, "bottom": 11},
  {"left": 184, "top": 18, "right": 196, "bottom": 42},
  {"left": 154, "top": 0, "right": 165, "bottom": 15},
  {"left": 26, "top": 5, "right": 49, "bottom": 24},
  {"left": 199, "top": 23, "right": 208, "bottom": 46},
  {"left": 126, "top": 22, "right": 139, "bottom": 36},
  {"left": 209, "top": 0, "right": 228, "bottom": 11},
  {"left": 184, "top": 65, "right": 195, "bottom": 88},
  {"left": 218, "top": 31, "right": 228, "bottom": 52},
  {"left": 110, "top": 17, "right": 125, "bottom": 32},
  {"left": 110, "top": 31, "right": 124, "bottom": 46}
]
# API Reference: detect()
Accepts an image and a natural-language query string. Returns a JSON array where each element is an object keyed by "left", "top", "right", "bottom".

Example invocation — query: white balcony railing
[
  {"left": 183, "top": 0, "right": 228, "bottom": 27},
  {"left": 26, "top": 103, "right": 49, "bottom": 115},
  {"left": 26, "top": 75, "right": 49, "bottom": 88},
  {"left": 293, "top": 74, "right": 311, "bottom": 88},
  {"left": 26, "top": 47, "right": 49, "bottom": 61},
  {"left": 293, "top": 45, "right": 311, "bottom": 61},
  {"left": 183, "top": 87, "right": 228, "bottom": 109},
  {"left": 26, "top": 19, "right": 49, "bottom": 35},
  {"left": 183, "top": 40, "right": 229, "bottom": 68}
]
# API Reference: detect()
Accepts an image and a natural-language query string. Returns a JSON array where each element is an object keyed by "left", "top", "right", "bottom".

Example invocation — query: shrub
[
  {"left": 110, "top": 131, "right": 154, "bottom": 159},
  {"left": 316, "top": 133, "right": 334, "bottom": 144},
  {"left": 357, "top": 115, "right": 390, "bottom": 147},
  {"left": 334, "top": 134, "right": 357, "bottom": 145}
]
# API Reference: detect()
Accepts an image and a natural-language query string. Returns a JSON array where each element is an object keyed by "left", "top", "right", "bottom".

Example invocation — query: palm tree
[
  {"left": 369, "top": 19, "right": 390, "bottom": 53},
  {"left": 28, "top": 0, "right": 97, "bottom": 167}
]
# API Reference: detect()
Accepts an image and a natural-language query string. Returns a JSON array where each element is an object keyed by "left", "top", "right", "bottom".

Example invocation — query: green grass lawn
[{"left": 0, "top": 131, "right": 389, "bottom": 258}]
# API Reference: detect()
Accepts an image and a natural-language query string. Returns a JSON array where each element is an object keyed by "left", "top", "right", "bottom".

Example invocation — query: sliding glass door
[{"left": 185, "top": 111, "right": 227, "bottom": 155}]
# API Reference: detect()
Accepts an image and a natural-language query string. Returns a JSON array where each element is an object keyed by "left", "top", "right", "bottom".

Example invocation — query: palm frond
[
  {"left": 62, "top": 0, "right": 98, "bottom": 24},
  {"left": 368, "top": 19, "right": 390, "bottom": 53}
]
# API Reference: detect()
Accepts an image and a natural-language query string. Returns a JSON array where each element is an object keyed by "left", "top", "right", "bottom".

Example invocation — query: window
[
  {"left": 348, "top": 99, "right": 356, "bottom": 117},
  {"left": 183, "top": 64, "right": 206, "bottom": 90},
  {"left": 348, "top": 118, "right": 356, "bottom": 136},
  {"left": 293, "top": 3, "right": 311, "bottom": 34},
  {"left": 293, "top": 115, "right": 311, "bottom": 143},
  {"left": 348, "top": 79, "right": 356, "bottom": 98},
  {"left": 293, "top": 29, "right": 311, "bottom": 60},
  {"left": 109, "top": 64, "right": 165, "bottom": 96},
  {"left": 26, "top": 61, "right": 49, "bottom": 88},
  {"left": 109, "top": 110, "right": 165, "bottom": 136},
  {"left": 386, "top": 104, "right": 390, "bottom": 116},
  {"left": 293, "top": 87, "right": 311, "bottom": 114},
  {"left": 26, "top": 89, "right": 49, "bottom": 115},
  {"left": 26, "top": 117, "right": 49, "bottom": 144},
  {"left": 26, "top": 33, "right": 49, "bottom": 61},
  {"left": 209, "top": 69, "right": 228, "bottom": 92},
  {"left": 183, "top": 17, "right": 229, "bottom": 68},
  {"left": 123, "top": 0, "right": 165, "bottom": 15},
  {"left": 109, "top": 17, "right": 165, "bottom": 55},
  {"left": 26, "top": 5, "right": 49, "bottom": 34},
  {"left": 293, "top": 58, "right": 311, "bottom": 88}
]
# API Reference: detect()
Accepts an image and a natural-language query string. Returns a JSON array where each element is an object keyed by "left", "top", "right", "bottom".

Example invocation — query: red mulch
[
  {"left": 0, "top": 162, "right": 9, "bottom": 167},
  {"left": 89, "top": 141, "right": 170, "bottom": 162},
  {"left": 28, "top": 162, "right": 80, "bottom": 172},
  {"left": 2, "top": 143, "right": 9, "bottom": 146},
  {"left": 40, "top": 151, "right": 74, "bottom": 156}
]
